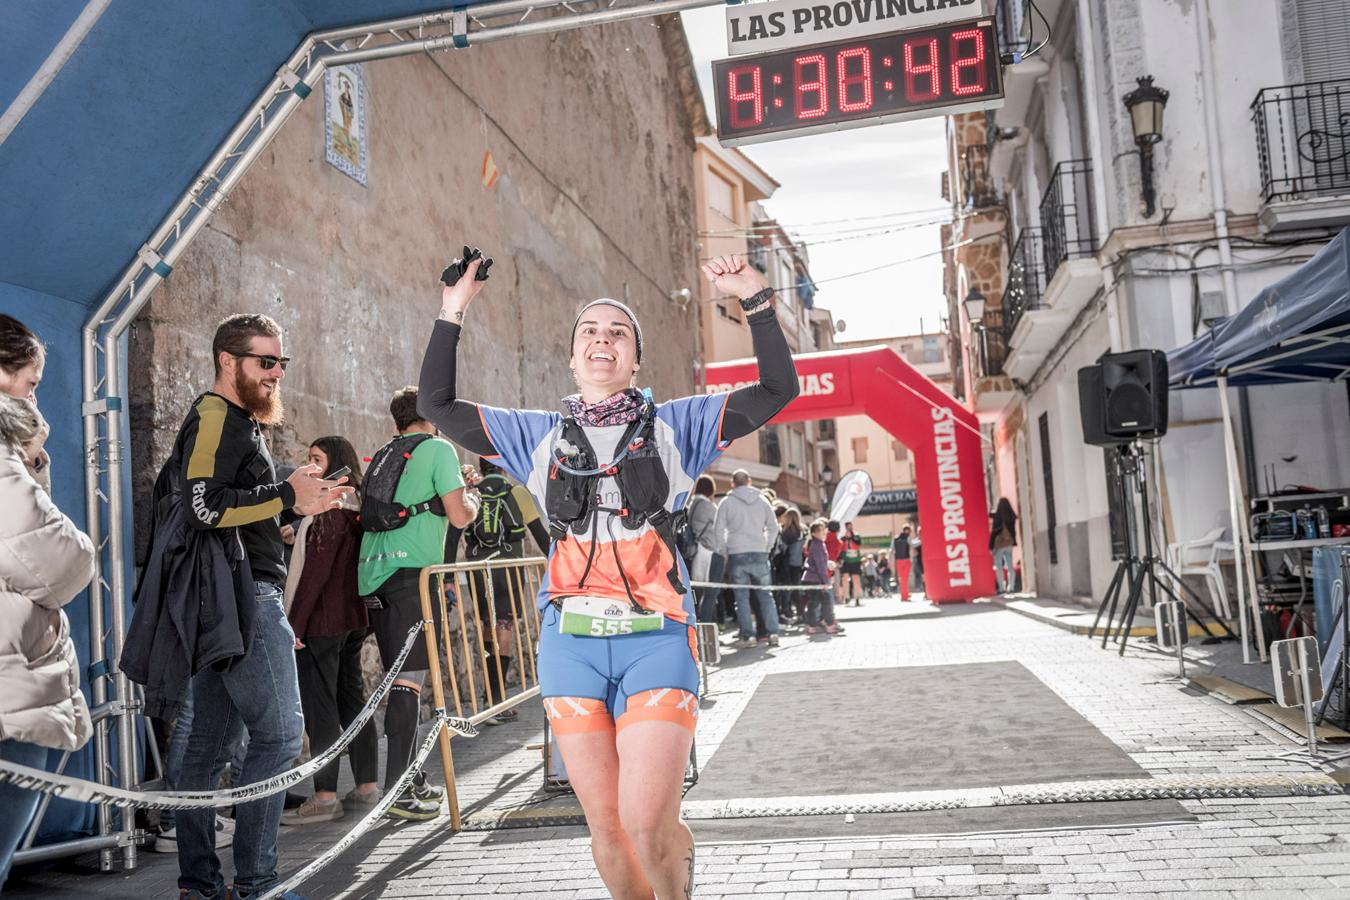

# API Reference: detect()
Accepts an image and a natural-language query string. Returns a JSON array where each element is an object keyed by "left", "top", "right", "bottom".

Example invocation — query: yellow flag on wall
[{"left": 482, "top": 151, "right": 499, "bottom": 190}]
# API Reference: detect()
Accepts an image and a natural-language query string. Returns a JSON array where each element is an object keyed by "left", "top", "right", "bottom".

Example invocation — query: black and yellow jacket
[
  {"left": 177, "top": 392, "right": 294, "bottom": 586},
  {"left": 127, "top": 392, "right": 290, "bottom": 717}
]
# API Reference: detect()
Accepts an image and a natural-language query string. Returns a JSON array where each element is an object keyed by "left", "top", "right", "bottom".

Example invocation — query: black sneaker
[{"left": 384, "top": 791, "right": 438, "bottom": 822}]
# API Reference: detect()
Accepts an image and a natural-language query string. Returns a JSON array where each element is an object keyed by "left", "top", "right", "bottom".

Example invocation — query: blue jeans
[
  {"left": 727, "top": 552, "right": 779, "bottom": 640},
  {"left": 177, "top": 583, "right": 303, "bottom": 896},
  {"left": 0, "top": 739, "right": 48, "bottom": 889},
  {"left": 160, "top": 683, "right": 248, "bottom": 834},
  {"left": 993, "top": 547, "right": 1015, "bottom": 593}
]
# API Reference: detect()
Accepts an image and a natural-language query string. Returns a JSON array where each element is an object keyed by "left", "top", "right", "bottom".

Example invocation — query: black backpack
[
  {"left": 359, "top": 434, "right": 445, "bottom": 532},
  {"left": 467, "top": 473, "right": 526, "bottom": 553},
  {"left": 673, "top": 506, "right": 700, "bottom": 564}
]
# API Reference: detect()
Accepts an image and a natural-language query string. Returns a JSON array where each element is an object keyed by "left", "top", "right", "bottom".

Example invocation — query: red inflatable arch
[{"left": 705, "top": 345, "right": 995, "bottom": 602}]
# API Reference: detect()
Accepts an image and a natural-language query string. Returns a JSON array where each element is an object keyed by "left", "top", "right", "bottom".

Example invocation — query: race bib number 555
[{"left": 559, "top": 596, "right": 663, "bottom": 637}]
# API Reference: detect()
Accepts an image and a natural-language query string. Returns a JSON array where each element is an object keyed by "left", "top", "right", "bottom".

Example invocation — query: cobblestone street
[{"left": 10, "top": 594, "right": 1350, "bottom": 899}]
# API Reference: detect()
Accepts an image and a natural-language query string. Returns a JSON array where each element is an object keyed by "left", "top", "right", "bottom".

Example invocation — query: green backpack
[{"left": 468, "top": 473, "right": 526, "bottom": 553}]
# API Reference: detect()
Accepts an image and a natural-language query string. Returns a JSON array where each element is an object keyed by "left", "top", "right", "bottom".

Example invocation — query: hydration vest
[{"left": 543, "top": 395, "right": 686, "bottom": 612}]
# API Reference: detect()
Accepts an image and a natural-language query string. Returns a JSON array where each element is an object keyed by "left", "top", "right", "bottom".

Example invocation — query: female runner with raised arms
[{"left": 418, "top": 249, "right": 797, "bottom": 899}]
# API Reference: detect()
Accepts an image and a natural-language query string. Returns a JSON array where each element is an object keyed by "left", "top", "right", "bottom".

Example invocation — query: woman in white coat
[{"left": 0, "top": 315, "right": 95, "bottom": 888}]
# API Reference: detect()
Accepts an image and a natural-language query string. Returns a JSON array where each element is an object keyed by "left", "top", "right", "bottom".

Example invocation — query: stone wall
[{"left": 129, "top": 17, "right": 705, "bottom": 552}]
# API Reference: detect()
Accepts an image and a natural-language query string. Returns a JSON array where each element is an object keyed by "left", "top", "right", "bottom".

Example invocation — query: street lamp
[
  {"left": 963, "top": 286, "right": 986, "bottom": 324},
  {"left": 1122, "top": 75, "right": 1169, "bottom": 218}
]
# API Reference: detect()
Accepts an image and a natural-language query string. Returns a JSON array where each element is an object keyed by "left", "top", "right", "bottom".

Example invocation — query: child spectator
[
  {"left": 801, "top": 519, "right": 842, "bottom": 635},
  {"left": 862, "top": 554, "right": 879, "bottom": 597}
]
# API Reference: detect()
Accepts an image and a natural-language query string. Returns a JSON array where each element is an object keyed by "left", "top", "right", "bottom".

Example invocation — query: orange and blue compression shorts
[{"left": 538, "top": 602, "right": 700, "bottom": 735}]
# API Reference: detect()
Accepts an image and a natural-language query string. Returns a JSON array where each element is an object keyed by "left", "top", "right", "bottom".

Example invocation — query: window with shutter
[{"left": 1295, "top": 0, "right": 1350, "bottom": 82}]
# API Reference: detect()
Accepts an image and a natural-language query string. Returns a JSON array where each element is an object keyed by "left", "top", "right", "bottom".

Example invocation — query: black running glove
[{"left": 440, "top": 245, "right": 494, "bottom": 285}]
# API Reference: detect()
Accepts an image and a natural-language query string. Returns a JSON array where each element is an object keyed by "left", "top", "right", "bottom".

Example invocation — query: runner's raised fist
[
  {"left": 701, "top": 254, "right": 769, "bottom": 301},
  {"left": 440, "top": 244, "right": 493, "bottom": 318}
]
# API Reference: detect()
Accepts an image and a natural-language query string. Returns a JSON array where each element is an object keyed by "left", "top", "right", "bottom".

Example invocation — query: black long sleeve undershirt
[
  {"left": 720, "top": 305, "right": 800, "bottom": 441},
  {"left": 418, "top": 320, "right": 497, "bottom": 457},
  {"left": 416, "top": 305, "right": 798, "bottom": 450}
]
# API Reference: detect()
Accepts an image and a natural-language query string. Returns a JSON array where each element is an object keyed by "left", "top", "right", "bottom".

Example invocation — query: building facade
[{"left": 944, "top": 0, "right": 1350, "bottom": 599}]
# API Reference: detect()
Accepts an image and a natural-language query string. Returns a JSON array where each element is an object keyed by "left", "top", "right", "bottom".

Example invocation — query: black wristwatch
[{"left": 738, "top": 287, "right": 774, "bottom": 312}]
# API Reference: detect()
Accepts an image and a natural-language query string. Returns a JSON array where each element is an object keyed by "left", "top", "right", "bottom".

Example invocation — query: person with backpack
[
  {"left": 681, "top": 474, "right": 720, "bottom": 624},
  {"left": 418, "top": 248, "right": 796, "bottom": 900},
  {"left": 357, "top": 386, "right": 479, "bottom": 821},
  {"left": 281, "top": 436, "right": 380, "bottom": 825},
  {"left": 457, "top": 458, "right": 543, "bottom": 725}
]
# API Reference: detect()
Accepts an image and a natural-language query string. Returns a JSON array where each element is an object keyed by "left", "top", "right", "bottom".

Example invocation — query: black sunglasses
[{"left": 234, "top": 352, "right": 290, "bottom": 372}]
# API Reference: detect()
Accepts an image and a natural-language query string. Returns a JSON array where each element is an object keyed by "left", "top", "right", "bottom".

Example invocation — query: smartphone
[{"left": 326, "top": 465, "right": 352, "bottom": 482}]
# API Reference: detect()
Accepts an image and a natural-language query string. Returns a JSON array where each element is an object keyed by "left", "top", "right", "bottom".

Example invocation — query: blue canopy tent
[
  {"left": 1167, "top": 227, "right": 1350, "bottom": 665},
  {"left": 1169, "top": 228, "right": 1350, "bottom": 386},
  {"left": 1, "top": 0, "right": 716, "bottom": 867}
]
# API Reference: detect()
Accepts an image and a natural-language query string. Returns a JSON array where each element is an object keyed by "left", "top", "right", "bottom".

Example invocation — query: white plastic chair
[{"left": 1167, "top": 527, "right": 1231, "bottom": 620}]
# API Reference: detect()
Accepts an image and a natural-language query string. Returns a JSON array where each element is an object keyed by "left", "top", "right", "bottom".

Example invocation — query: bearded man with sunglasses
[{"left": 167, "top": 313, "right": 350, "bottom": 900}]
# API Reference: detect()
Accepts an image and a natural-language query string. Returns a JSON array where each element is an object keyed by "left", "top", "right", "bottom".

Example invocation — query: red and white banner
[{"left": 706, "top": 345, "right": 994, "bottom": 602}]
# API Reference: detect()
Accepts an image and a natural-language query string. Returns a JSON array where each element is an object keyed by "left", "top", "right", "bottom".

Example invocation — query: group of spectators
[
  {"left": 684, "top": 470, "right": 942, "bottom": 647},
  {"left": 0, "top": 312, "right": 543, "bottom": 900}
]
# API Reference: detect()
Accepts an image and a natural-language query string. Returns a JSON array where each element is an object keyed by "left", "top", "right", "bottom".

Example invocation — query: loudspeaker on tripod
[{"left": 1077, "top": 349, "right": 1169, "bottom": 446}]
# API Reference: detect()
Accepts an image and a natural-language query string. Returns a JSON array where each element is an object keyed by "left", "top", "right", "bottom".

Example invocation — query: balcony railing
[
  {"left": 1038, "top": 160, "right": 1097, "bottom": 277},
  {"left": 962, "top": 144, "right": 999, "bottom": 209},
  {"left": 1252, "top": 78, "right": 1350, "bottom": 203},
  {"left": 976, "top": 304, "right": 1009, "bottom": 378},
  {"left": 816, "top": 419, "right": 836, "bottom": 441},
  {"left": 1002, "top": 228, "right": 1046, "bottom": 337}
]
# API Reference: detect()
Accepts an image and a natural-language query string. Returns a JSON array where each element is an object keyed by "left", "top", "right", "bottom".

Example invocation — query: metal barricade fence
[{"left": 416, "top": 555, "right": 547, "bottom": 832}]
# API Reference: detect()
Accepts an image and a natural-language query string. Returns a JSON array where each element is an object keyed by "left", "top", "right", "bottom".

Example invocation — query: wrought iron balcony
[
  {"left": 976, "top": 304, "right": 1009, "bottom": 379},
  {"left": 1002, "top": 228, "right": 1046, "bottom": 337},
  {"left": 1038, "top": 160, "right": 1097, "bottom": 278},
  {"left": 1252, "top": 78, "right": 1350, "bottom": 203}
]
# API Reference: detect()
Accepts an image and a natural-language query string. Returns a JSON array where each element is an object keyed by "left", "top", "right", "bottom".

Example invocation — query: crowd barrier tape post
[{"left": 418, "top": 555, "right": 548, "bottom": 833}]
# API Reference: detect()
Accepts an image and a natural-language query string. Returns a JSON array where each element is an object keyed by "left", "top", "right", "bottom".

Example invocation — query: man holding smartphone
[{"left": 170, "top": 314, "right": 352, "bottom": 900}]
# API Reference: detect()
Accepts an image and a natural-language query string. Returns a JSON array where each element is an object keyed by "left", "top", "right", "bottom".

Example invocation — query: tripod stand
[{"left": 1090, "top": 442, "right": 1236, "bottom": 655}]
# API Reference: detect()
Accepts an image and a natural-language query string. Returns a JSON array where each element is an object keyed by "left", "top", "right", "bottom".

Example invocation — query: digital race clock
[{"left": 713, "top": 17, "right": 1003, "bottom": 146}]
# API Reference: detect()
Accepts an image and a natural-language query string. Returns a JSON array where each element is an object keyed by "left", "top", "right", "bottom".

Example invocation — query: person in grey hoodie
[{"left": 713, "top": 469, "right": 781, "bottom": 647}]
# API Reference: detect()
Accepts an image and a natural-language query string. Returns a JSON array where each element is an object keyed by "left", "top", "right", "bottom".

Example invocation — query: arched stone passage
[{"left": 706, "top": 344, "right": 995, "bottom": 602}]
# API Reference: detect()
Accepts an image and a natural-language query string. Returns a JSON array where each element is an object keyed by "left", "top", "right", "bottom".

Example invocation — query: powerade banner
[
  {"left": 859, "top": 488, "right": 918, "bottom": 516},
  {"left": 704, "top": 345, "right": 994, "bottom": 602},
  {"left": 830, "top": 469, "right": 874, "bottom": 523}
]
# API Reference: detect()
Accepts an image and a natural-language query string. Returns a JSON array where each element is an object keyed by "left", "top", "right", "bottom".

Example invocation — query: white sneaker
[{"left": 152, "top": 815, "right": 235, "bottom": 853}]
